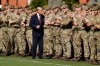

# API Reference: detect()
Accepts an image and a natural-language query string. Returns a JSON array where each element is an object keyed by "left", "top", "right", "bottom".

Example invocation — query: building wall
[
  {"left": 18, "top": 0, "right": 28, "bottom": 7},
  {"left": 2, "top": 0, "right": 6, "bottom": 7},
  {"left": 9, "top": 0, "right": 17, "bottom": 6},
  {"left": 79, "top": 0, "right": 89, "bottom": 4},
  {"left": 1, "top": 0, "right": 29, "bottom": 8}
]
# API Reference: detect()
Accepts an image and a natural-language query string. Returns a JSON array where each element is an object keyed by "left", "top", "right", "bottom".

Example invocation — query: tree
[
  {"left": 30, "top": 0, "right": 48, "bottom": 8},
  {"left": 29, "top": 0, "right": 79, "bottom": 8}
]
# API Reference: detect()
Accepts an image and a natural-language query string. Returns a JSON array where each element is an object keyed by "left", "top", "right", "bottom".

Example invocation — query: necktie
[{"left": 39, "top": 14, "right": 42, "bottom": 24}]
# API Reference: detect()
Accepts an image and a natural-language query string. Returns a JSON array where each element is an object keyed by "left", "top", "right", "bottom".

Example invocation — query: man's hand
[
  {"left": 94, "top": 25, "right": 100, "bottom": 29},
  {"left": 73, "top": 22, "right": 78, "bottom": 26},
  {"left": 21, "top": 22, "right": 25, "bottom": 27},
  {"left": 36, "top": 25, "right": 40, "bottom": 29}
]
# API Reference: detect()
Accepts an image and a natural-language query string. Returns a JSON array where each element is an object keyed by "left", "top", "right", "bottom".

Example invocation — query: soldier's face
[
  {"left": 43, "top": 10, "right": 46, "bottom": 14},
  {"left": 3, "top": 11, "right": 7, "bottom": 15},
  {"left": 54, "top": 8, "right": 58, "bottom": 13},
  {"left": 15, "top": 9, "right": 19, "bottom": 12},
  {"left": 19, "top": 9, "right": 22, "bottom": 12},
  {"left": 75, "top": 7, "right": 81, "bottom": 12},
  {"left": 63, "top": 8, "right": 68, "bottom": 12},
  {"left": 32, "top": 12, "right": 36, "bottom": 15},
  {"left": 46, "top": 10, "right": 50, "bottom": 14},
  {"left": 93, "top": 11, "right": 98, "bottom": 15}
]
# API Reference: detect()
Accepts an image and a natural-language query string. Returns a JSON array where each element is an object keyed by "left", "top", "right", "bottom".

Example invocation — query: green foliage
[
  {"left": 30, "top": 0, "right": 48, "bottom": 8},
  {"left": 63, "top": 0, "right": 79, "bottom": 8},
  {"left": 29, "top": 0, "right": 78, "bottom": 9}
]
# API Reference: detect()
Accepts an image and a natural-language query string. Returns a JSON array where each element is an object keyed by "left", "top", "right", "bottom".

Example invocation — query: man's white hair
[{"left": 37, "top": 7, "right": 42, "bottom": 11}]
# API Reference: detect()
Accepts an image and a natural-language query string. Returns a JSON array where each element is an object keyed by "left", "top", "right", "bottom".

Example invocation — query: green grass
[{"left": 0, "top": 55, "right": 99, "bottom": 66}]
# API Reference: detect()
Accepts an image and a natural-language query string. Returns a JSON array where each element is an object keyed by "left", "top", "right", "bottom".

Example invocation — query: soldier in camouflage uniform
[
  {"left": 0, "top": 10, "right": 5, "bottom": 54},
  {"left": 43, "top": 7, "right": 54, "bottom": 58},
  {"left": 15, "top": 8, "right": 27, "bottom": 56},
  {"left": 13, "top": 8, "right": 24, "bottom": 56},
  {"left": 60, "top": 6, "right": 72, "bottom": 61},
  {"left": 71, "top": 5, "right": 89, "bottom": 61},
  {"left": 7, "top": 7, "right": 18, "bottom": 54},
  {"left": 95, "top": 8, "right": 100, "bottom": 63},
  {"left": 81, "top": 5, "right": 90, "bottom": 62},
  {"left": 52, "top": 6, "right": 63, "bottom": 59},
  {"left": 84, "top": 6, "right": 99, "bottom": 64},
  {"left": 0, "top": 10, "right": 10, "bottom": 55},
  {"left": 25, "top": 8, "right": 33, "bottom": 55}
]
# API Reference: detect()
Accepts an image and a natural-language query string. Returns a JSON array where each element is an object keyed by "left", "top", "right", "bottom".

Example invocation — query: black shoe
[
  {"left": 85, "top": 57, "right": 90, "bottom": 62},
  {"left": 39, "top": 57, "right": 43, "bottom": 59},
  {"left": 91, "top": 60, "right": 99, "bottom": 65},
  {"left": 75, "top": 57, "right": 81, "bottom": 61},
  {"left": 46, "top": 54, "right": 54, "bottom": 59},
  {"left": 32, "top": 57, "right": 35, "bottom": 59}
]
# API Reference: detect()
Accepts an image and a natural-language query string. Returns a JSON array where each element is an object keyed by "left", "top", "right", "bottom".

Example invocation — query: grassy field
[{"left": 0, "top": 55, "right": 99, "bottom": 66}]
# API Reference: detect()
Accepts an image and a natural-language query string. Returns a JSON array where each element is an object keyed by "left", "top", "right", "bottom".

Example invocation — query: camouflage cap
[
  {"left": 5, "top": 3, "right": 9, "bottom": 6},
  {"left": 52, "top": 5, "right": 58, "bottom": 9},
  {"left": 94, "top": 2, "right": 100, "bottom": 6},
  {"left": 10, "top": 5, "right": 15, "bottom": 9},
  {"left": 32, "top": 8, "right": 36, "bottom": 12},
  {"left": 92, "top": 6, "right": 100, "bottom": 11},
  {"left": 27, "top": 7, "right": 32, "bottom": 10},
  {"left": 72, "top": 4, "right": 81, "bottom": 8},
  {"left": 82, "top": 6, "right": 89, "bottom": 11},
  {"left": 63, "top": 5, "right": 68, "bottom": 8},
  {"left": 72, "top": 4, "right": 78, "bottom": 8},
  {"left": 14, "top": 6, "right": 18, "bottom": 9},
  {"left": 88, "top": 3, "right": 97, "bottom": 8},
  {"left": 60, "top": 2, "right": 66, "bottom": 6},
  {"left": 81, "top": 3, "right": 87, "bottom": 6},
  {"left": 45, "top": 7, "right": 51, "bottom": 11},
  {"left": 17, "top": 6, "right": 22, "bottom": 9}
]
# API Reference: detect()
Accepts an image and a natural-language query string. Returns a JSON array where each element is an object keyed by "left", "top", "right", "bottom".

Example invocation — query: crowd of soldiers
[{"left": 0, "top": 2, "right": 100, "bottom": 65}]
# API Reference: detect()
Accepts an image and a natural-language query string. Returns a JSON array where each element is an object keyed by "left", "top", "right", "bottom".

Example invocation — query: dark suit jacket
[{"left": 30, "top": 13, "right": 45, "bottom": 36}]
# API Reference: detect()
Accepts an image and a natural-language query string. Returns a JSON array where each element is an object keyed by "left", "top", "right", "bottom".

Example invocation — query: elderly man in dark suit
[{"left": 30, "top": 7, "right": 45, "bottom": 59}]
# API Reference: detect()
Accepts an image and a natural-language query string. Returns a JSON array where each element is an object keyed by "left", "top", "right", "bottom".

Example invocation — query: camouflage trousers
[
  {"left": 0, "top": 28, "right": 3, "bottom": 53},
  {"left": 14, "top": 27, "right": 27, "bottom": 55},
  {"left": 73, "top": 30, "right": 89, "bottom": 58},
  {"left": 52, "top": 26, "right": 62, "bottom": 56},
  {"left": 0, "top": 27, "right": 6, "bottom": 54},
  {"left": 26, "top": 27, "right": 32, "bottom": 55},
  {"left": 80, "top": 30, "right": 90, "bottom": 58},
  {"left": 61, "top": 29, "right": 72, "bottom": 57},
  {"left": 44, "top": 27, "right": 53, "bottom": 55},
  {"left": 0, "top": 27, "right": 11, "bottom": 54},
  {"left": 89, "top": 30, "right": 100, "bottom": 61},
  {"left": 94, "top": 31, "right": 100, "bottom": 61},
  {"left": 8, "top": 27, "right": 18, "bottom": 54}
]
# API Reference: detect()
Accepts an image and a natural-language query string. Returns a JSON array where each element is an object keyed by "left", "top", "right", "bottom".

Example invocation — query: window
[
  {"left": 16, "top": 0, "right": 18, "bottom": 6},
  {"left": 7, "top": 0, "right": 9, "bottom": 3},
  {"left": 0, "top": 0, "right": 1, "bottom": 5}
]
